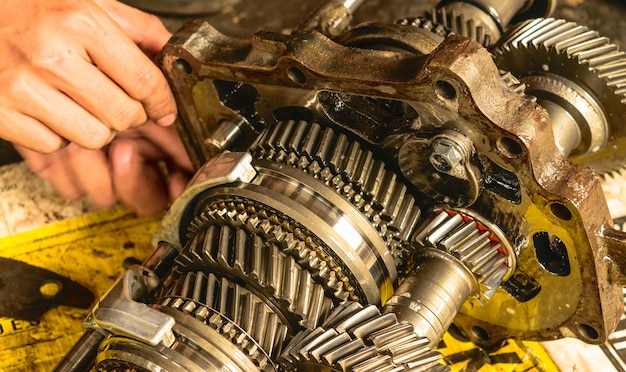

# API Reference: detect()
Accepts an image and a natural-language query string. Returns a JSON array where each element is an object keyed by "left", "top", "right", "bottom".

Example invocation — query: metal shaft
[
  {"left": 382, "top": 248, "right": 478, "bottom": 348},
  {"left": 53, "top": 328, "right": 107, "bottom": 372}
]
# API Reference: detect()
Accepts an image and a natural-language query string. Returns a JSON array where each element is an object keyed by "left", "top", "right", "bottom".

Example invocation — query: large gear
[
  {"left": 185, "top": 197, "right": 362, "bottom": 303},
  {"left": 157, "top": 272, "right": 286, "bottom": 370},
  {"left": 493, "top": 17, "right": 626, "bottom": 173},
  {"left": 252, "top": 119, "right": 422, "bottom": 263},
  {"left": 279, "top": 302, "right": 449, "bottom": 372}
]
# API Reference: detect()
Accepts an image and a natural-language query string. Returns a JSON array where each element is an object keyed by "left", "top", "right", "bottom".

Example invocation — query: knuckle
[
  {"left": 82, "top": 128, "right": 114, "bottom": 150},
  {"left": 134, "top": 69, "right": 163, "bottom": 98},
  {"left": 3, "top": 68, "right": 34, "bottom": 97},
  {"left": 109, "top": 102, "right": 147, "bottom": 131}
]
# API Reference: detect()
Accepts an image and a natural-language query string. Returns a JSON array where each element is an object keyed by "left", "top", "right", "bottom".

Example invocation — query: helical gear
[
  {"left": 185, "top": 198, "right": 360, "bottom": 303},
  {"left": 412, "top": 208, "right": 516, "bottom": 300},
  {"left": 157, "top": 272, "right": 286, "bottom": 370},
  {"left": 493, "top": 17, "right": 626, "bottom": 173},
  {"left": 252, "top": 119, "right": 422, "bottom": 263},
  {"left": 279, "top": 302, "right": 449, "bottom": 372},
  {"left": 175, "top": 220, "right": 336, "bottom": 330}
]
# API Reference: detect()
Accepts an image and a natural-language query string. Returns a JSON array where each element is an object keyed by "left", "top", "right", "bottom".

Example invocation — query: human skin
[{"left": 1, "top": 0, "right": 193, "bottom": 215}]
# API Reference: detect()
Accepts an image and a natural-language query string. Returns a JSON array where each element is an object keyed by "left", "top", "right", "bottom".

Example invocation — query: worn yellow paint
[
  {"left": 0, "top": 206, "right": 161, "bottom": 371},
  {"left": 438, "top": 332, "right": 559, "bottom": 371},
  {"left": 0, "top": 206, "right": 558, "bottom": 371}
]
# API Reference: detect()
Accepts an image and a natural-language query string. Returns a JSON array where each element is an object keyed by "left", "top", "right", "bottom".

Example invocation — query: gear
[
  {"left": 252, "top": 119, "right": 422, "bottom": 263},
  {"left": 426, "top": 6, "right": 492, "bottom": 46},
  {"left": 157, "top": 272, "right": 286, "bottom": 370},
  {"left": 493, "top": 17, "right": 626, "bottom": 173},
  {"left": 175, "top": 220, "right": 336, "bottom": 330},
  {"left": 279, "top": 302, "right": 449, "bottom": 372},
  {"left": 186, "top": 199, "right": 358, "bottom": 303},
  {"left": 412, "top": 208, "right": 516, "bottom": 300}
]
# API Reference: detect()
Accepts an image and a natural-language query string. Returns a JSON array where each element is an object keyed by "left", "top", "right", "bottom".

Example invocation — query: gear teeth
[
  {"left": 395, "top": 17, "right": 452, "bottom": 39},
  {"left": 413, "top": 209, "right": 515, "bottom": 300},
  {"left": 253, "top": 119, "right": 421, "bottom": 262},
  {"left": 493, "top": 18, "right": 626, "bottom": 173},
  {"left": 279, "top": 302, "right": 449, "bottom": 372},
  {"left": 427, "top": 7, "right": 491, "bottom": 46},
  {"left": 499, "top": 70, "right": 534, "bottom": 100},
  {"left": 176, "top": 215, "right": 338, "bottom": 331},
  {"left": 159, "top": 272, "right": 288, "bottom": 369},
  {"left": 186, "top": 201, "right": 357, "bottom": 301}
]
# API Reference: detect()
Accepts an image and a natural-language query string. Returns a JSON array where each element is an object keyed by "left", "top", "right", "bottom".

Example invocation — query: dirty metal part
[
  {"left": 399, "top": 128, "right": 482, "bottom": 207},
  {"left": 493, "top": 17, "right": 626, "bottom": 173},
  {"left": 428, "top": 0, "right": 556, "bottom": 46},
  {"left": 0, "top": 257, "right": 94, "bottom": 321},
  {"left": 160, "top": 18, "right": 626, "bottom": 348},
  {"left": 279, "top": 302, "right": 449, "bottom": 372},
  {"left": 384, "top": 208, "right": 515, "bottom": 348},
  {"left": 65, "top": 0, "right": 626, "bottom": 370}
]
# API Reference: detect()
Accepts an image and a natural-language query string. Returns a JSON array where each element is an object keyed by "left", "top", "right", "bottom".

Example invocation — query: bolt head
[{"left": 429, "top": 139, "right": 464, "bottom": 173}]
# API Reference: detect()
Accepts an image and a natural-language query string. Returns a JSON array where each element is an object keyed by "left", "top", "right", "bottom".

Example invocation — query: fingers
[
  {"left": 65, "top": 144, "right": 117, "bottom": 208},
  {"left": 84, "top": 6, "right": 177, "bottom": 127},
  {"left": 48, "top": 54, "right": 149, "bottom": 132},
  {"left": 135, "top": 122, "right": 194, "bottom": 171},
  {"left": 2, "top": 69, "right": 116, "bottom": 151},
  {"left": 93, "top": 0, "right": 172, "bottom": 57},
  {"left": 0, "top": 109, "right": 67, "bottom": 154},
  {"left": 109, "top": 137, "right": 170, "bottom": 216},
  {"left": 15, "top": 145, "right": 84, "bottom": 201},
  {"left": 0, "top": 0, "right": 176, "bottom": 152},
  {"left": 16, "top": 144, "right": 117, "bottom": 208}
]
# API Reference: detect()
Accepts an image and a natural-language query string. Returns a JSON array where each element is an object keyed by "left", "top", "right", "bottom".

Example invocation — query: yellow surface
[
  {"left": 0, "top": 207, "right": 161, "bottom": 371},
  {"left": 0, "top": 206, "right": 559, "bottom": 371}
]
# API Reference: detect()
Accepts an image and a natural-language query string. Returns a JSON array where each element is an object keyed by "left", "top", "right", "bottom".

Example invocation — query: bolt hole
[
  {"left": 578, "top": 324, "right": 599, "bottom": 341},
  {"left": 550, "top": 202, "right": 572, "bottom": 221},
  {"left": 448, "top": 323, "right": 470, "bottom": 342},
  {"left": 497, "top": 137, "right": 523, "bottom": 158},
  {"left": 471, "top": 326, "right": 490, "bottom": 341},
  {"left": 175, "top": 58, "right": 192, "bottom": 74},
  {"left": 435, "top": 80, "right": 457, "bottom": 100},
  {"left": 287, "top": 67, "right": 307, "bottom": 85},
  {"left": 40, "top": 280, "right": 62, "bottom": 298}
]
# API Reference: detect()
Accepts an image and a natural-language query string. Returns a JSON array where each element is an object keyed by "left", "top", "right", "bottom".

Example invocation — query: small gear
[
  {"left": 395, "top": 17, "right": 452, "bottom": 40},
  {"left": 426, "top": 6, "right": 492, "bottom": 46},
  {"left": 412, "top": 208, "right": 516, "bottom": 300},
  {"left": 279, "top": 302, "right": 449, "bottom": 372},
  {"left": 493, "top": 18, "right": 626, "bottom": 174}
]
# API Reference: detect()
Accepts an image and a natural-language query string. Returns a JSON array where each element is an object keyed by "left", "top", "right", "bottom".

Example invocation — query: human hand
[
  {"left": 15, "top": 122, "right": 194, "bottom": 216},
  {"left": 0, "top": 0, "right": 177, "bottom": 153}
]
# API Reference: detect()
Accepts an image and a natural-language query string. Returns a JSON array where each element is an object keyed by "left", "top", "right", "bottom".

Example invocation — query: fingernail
[{"left": 156, "top": 113, "right": 177, "bottom": 126}]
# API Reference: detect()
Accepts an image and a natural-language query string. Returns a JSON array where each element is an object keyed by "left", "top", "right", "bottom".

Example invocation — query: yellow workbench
[
  {"left": 0, "top": 162, "right": 622, "bottom": 371},
  {"left": 0, "top": 196, "right": 558, "bottom": 371}
]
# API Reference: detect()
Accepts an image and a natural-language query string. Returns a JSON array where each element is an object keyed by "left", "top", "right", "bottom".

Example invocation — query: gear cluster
[{"left": 56, "top": 1, "right": 626, "bottom": 371}]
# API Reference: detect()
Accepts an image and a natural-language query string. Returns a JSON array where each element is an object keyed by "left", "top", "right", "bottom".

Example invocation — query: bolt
[{"left": 429, "top": 138, "right": 465, "bottom": 173}]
